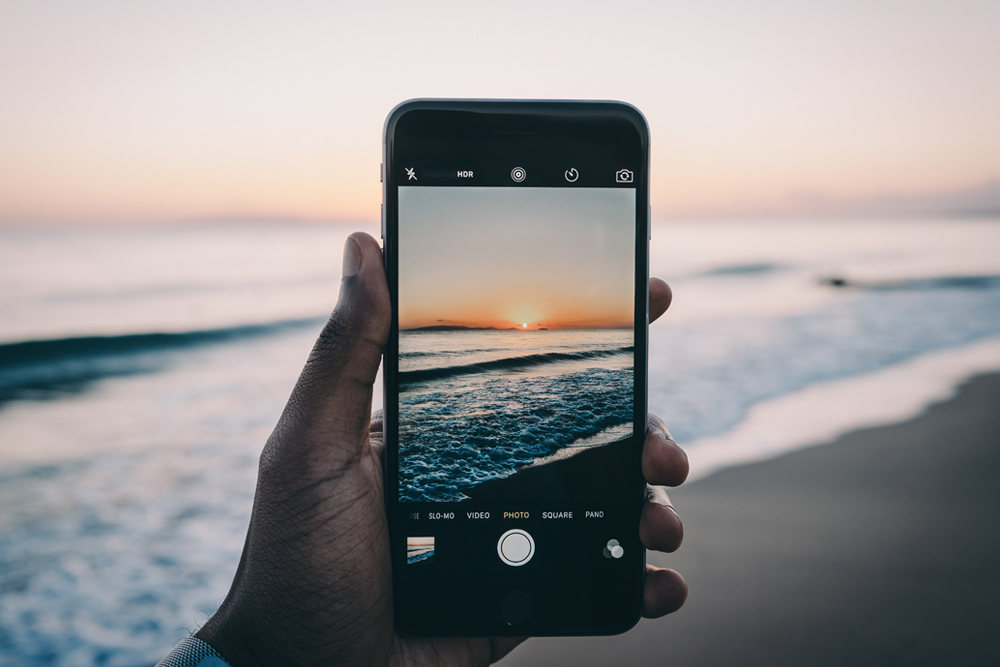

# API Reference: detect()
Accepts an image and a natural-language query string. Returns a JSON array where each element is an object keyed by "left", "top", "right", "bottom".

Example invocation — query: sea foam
[{"left": 685, "top": 335, "right": 1000, "bottom": 482}]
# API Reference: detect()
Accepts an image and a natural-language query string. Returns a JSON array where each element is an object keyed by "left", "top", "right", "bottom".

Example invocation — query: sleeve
[{"left": 155, "top": 636, "right": 232, "bottom": 667}]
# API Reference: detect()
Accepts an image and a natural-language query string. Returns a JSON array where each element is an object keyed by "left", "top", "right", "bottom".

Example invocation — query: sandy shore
[
  {"left": 501, "top": 372, "right": 1000, "bottom": 666},
  {"left": 462, "top": 438, "right": 636, "bottom": 505}
]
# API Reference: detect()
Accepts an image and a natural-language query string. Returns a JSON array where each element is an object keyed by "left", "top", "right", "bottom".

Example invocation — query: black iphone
[{"left": 382, "top": 99, "right": 650, "bottom": 636}]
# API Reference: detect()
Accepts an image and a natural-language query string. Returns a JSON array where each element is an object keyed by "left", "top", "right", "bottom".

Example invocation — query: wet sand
[
  {"left": 501, "top": 372, "right": 1000, "bottom": 666},
  {"left": 462, "top": 438, "right": 636, "bottom": 505}
]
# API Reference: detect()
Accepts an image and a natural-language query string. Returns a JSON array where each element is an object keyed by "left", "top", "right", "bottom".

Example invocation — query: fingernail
[{"left": 342, "top": 237, "right": 362, "bottom": 278}]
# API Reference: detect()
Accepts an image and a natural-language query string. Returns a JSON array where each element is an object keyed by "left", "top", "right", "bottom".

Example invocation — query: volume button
[
  {"left": 380, "top": 162, "right": 384, "bottom": 183},
  {"left": 648, "top": 205, "right": 652, "bottom": 239},
  {"left": 381, "top": 204, "right": 385, "bottom": 239}
]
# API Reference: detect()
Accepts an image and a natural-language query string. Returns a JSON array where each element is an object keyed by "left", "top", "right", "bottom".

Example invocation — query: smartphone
[{"left": 382, "top": 100, "right": 650, "bottom": 636}]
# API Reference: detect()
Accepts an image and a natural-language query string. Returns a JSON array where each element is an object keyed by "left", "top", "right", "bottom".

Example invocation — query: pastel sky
[
  {"left": 397, "top": 187, "right": 634, "bottom": 330},
  {"left": 1, "top": 1, "right": 998, "bottom": 224}
]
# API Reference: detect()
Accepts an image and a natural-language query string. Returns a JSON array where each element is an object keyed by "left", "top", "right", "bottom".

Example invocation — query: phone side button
[{"left": 500, "top": 590, "right": 533, "bottom": 626}]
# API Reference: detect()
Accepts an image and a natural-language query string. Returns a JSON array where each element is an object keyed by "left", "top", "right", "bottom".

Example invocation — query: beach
[
  {"left": 501, "top": 372, "right": 1000, "bottom": 666},
  {"left": 2, "top": 219, "right": 1000, "bottom": 664}
]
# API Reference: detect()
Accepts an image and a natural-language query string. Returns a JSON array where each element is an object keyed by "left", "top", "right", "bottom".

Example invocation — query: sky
[
  {"left": 1, "top": 0, "right": 998, "bottom": 224},
  {"left": 397, "top": 187, "right": 635, "bottom": 330}
]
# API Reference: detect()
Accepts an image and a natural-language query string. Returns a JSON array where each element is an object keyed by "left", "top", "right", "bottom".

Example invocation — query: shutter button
[{"left": 497, "top": 529, "right": 534, "bottom": 566}]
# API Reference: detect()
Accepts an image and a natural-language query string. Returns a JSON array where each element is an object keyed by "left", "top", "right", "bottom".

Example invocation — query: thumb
[{"left": 273, "top": 232, "right": 390, "bottom": 461}]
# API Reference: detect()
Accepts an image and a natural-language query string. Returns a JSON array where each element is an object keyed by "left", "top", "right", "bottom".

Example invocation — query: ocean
[
  {"left": 398, "top": 328, "right": 634, "bottom": 502},
  {"left": 1, "top": 218, "right": 1000, "bottom": 665}
]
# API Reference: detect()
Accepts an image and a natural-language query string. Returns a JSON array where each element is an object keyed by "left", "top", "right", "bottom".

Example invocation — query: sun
[{"left": 522, "top": 322, "right": 527, "bottom": 329}]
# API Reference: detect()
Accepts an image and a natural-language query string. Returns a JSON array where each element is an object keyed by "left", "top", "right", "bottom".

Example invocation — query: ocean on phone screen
[
  {"left": 406, "top": 536, "right": 435, "bottom": 564},
  {"left": 2, "top": 219, "right": 1000, "bottom": 664},
  {"left": 397, "top": 329, "right": 634, "bottom": 502}
]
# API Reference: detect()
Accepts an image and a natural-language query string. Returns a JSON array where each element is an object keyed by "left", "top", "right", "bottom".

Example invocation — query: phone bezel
[{"left": 382, "top": 99, "right": 651, "bottom": 637}]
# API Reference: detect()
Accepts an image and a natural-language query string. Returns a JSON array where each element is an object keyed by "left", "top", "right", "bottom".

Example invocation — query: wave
[
  {"left": 697, "top": 262, "right": 788, "bottom": 277},
  {"left": 821, "top": 274, "right": 1000, "bottom": 291},
  {"left": 398, "top": 346, "right": 634, "bottom": 385},
  {"left": 684, "top": 336, "right": 1000, "bottom": 483},
  {"left": 407, "top": 550, "right": 434, "bottom": 565},
  {"left": 32, "top": 274, "right": 338, "bottom": 305},
  {"left": 399, "top": 364, "right": 634, "bottom": 502},
  {"left": 0, "top": 317, "right": 324, "bottom": 406}
]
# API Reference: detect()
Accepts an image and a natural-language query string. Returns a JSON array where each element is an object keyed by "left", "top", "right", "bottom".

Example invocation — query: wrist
[
  {"left": 156, "top": 636, "right": 231, "bottom": 667},
  {"left": 194, "top": 601, "right": 270, "bottom": 667}
]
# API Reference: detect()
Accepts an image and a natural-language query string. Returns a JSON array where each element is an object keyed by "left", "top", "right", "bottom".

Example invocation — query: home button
[{"left": 500, "top": 590, "right": 533, "bottom": 626}]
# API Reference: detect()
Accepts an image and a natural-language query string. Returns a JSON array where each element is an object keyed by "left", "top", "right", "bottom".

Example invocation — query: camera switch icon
[
  {"left": 615, "top": 169, "right": 633, "bottom": 183},
  {"left": 603, "top": 538, "right": 624, "bottom": 559}
]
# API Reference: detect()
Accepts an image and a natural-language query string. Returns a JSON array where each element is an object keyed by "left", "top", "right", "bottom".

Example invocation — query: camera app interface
[{"left": 397, "top": 186, "right": 636, "bottom": 509}]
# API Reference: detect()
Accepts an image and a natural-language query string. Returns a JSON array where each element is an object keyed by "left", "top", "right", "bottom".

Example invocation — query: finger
[
  {"left": 643, "top": 414, "right": 689, "bottom": 486},
  {"left": 369, "top": 408, "right": 384, "bottom": 435},
  {"left": 368, "top": 409, "right": 385, "bottom": 460},
  {"left": 640, "top": 486, "right": 683, "bottom": 552},
  {"left": 642, "top": 566, "right": 688, "bottom": 617},
  {"left": 649, "top": 278, "right": 672, "bottom": 324},
  {"left": 274, "top": 232, "right": 390, "bottom": 458}
]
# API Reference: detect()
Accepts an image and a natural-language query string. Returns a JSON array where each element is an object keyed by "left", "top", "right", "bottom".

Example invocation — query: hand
[{"left": 195, "top": 232, "right": 688, "bottom": 666}]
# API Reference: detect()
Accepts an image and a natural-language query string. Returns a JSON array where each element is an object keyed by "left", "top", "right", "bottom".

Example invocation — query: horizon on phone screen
[{"left": 397, "top": 186, "right": 635, "bottom": 504}]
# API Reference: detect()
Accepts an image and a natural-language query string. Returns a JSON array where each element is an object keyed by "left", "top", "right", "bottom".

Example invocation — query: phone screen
[{"left": 384, "top": 102, "right": 649, "bottom": 636}]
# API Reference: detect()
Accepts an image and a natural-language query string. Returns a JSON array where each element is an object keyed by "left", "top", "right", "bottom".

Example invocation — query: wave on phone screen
[
  {"left": 397, "top": 186, "right": 636, "bottom": 502},
  {"left": 399, "top": 329, "right": 633, "bottom": 501},
  {"left": 406, "top": 536, "right": 435, "bottom": 564}
]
